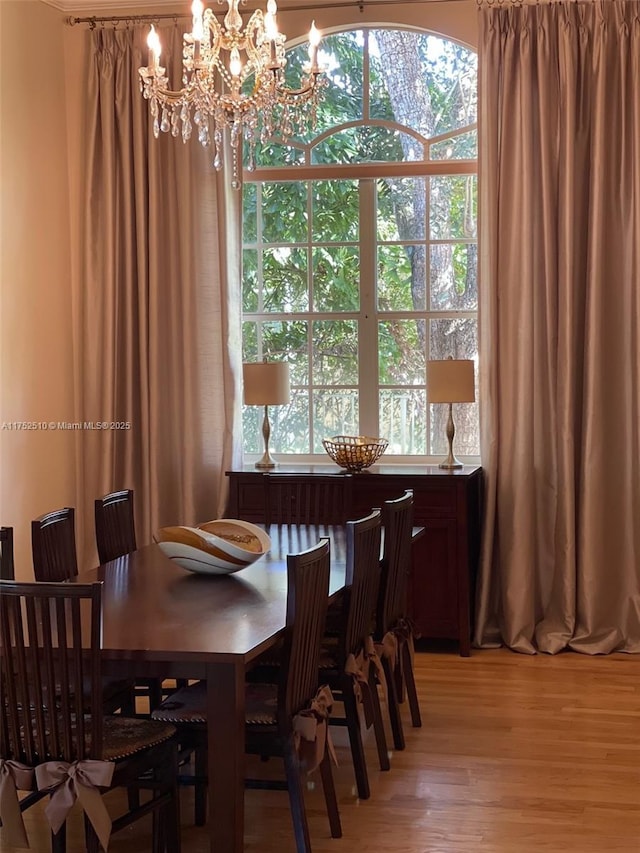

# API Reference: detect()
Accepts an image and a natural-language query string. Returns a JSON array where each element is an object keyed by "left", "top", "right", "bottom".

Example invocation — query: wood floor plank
[{"left": 7, "top": 647, "right": 640, "bottom": 852}]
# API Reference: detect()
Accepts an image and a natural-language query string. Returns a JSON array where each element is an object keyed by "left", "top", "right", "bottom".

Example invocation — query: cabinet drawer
[{"left": 353, "top": 477, "right": 457, "bottom": 519}]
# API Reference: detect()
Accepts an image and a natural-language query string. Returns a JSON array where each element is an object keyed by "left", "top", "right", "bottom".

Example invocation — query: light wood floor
[{"left": 8, "top": 646, "right": 640, "bottom": 853}]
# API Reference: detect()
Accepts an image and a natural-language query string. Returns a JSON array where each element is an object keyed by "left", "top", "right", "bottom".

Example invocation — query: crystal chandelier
[{"left": 138, "top": 0, "right": 326, "bottom": 187}]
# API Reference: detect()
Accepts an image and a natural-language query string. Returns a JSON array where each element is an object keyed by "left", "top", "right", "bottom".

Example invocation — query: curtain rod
[{"left": 67, "top": 0, "right": 469, "bottom": 27}]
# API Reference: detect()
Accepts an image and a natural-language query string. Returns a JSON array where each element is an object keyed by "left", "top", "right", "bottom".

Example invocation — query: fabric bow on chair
[
  {"left": 344, "top": 651, "right": 376, "bottom": 728},
  {"left": 36, "top": 759, "right": 114, "bottom": 852},
  {"left": 293, "top": 685, "right": 337, "bottom": 773},
  {"left": 0, "top": 759, "right": 34, "bottom": 848}
]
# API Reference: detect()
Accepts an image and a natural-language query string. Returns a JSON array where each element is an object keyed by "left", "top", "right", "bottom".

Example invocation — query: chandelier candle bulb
[
  {"left": 147, "top": 26, "right": 161, "bottom": 71},
  {"left": 308, "top": 21, "right": 321, "bottom": 70},
  {"left": 229, "top": 47, "right": 243, "bottom": 78},
  {"left": 192, "top": 0, "right": 204, "bottom": 38}
]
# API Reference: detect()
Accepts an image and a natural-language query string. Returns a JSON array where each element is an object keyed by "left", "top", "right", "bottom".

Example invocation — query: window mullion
[{"left": 358, "top": 178, "right": 378, "bottom": 437}]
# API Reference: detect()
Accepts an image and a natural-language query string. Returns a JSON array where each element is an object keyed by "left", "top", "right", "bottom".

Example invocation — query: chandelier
[{"left": 138, "top": 0, "right": 326, "bottom": 187}]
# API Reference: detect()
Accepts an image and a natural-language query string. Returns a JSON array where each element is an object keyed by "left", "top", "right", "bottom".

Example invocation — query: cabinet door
[
  {"left": 408, "top": 518, "right": 458, "bottom": 639},
  {"left": 228, "top": 476, "right": 266, "bottom": 522}
]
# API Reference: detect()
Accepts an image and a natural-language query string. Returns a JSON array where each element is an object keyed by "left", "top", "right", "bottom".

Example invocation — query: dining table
[{"left": 74, "top": 523, "right": 350, "bottom": 853}]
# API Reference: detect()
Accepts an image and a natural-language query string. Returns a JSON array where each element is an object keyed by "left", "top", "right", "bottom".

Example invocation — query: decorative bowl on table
[
  {"left": 154, "top": 519, "right": 271, "bottom": 575},
  {"left": 322, "top": 435, "right": 389, "bottom": 472}
]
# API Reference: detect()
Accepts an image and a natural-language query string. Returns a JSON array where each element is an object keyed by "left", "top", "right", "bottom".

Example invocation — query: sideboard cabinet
[{"left": 226, "top": 464, "right": 482, "bottom": 656}]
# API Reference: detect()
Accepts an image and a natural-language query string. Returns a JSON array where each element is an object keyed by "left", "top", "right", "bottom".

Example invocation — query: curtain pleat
[
  {"left": 78, "top": 27, "right": 242, "bottom": 565},
  {"left": 476, "top": 0, "right": 640, "bottom": 653}
]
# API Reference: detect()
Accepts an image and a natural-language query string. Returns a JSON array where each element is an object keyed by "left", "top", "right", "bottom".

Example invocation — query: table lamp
[
  {"left": 427, "top": 358, "right": 475, "bottom": 469},
  {"left": 243, "top": 361, "right": 290, "bottom": 469}
]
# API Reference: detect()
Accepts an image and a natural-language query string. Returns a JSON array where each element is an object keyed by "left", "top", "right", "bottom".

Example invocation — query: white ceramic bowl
[{"left": 154, "top": 519, "right": 271, "bottom": 575}]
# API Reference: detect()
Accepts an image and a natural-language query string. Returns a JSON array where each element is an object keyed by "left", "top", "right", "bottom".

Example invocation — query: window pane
[
  {"left": 312, "top": 180, "right": 359, "bottom": 242},
  {"left": 242, "top": 320, "right": 258, "bottom": 361},
  {"left": 243, "top": 183, "right": 257, "bottom": 242},
  {"left": 378, "top": 319, "right": 426, "bottom": 385},
  {"left": 311, "top": 31, "right": 364, "bottom": 136},
  {"left": 379, "top": 389, "right": 427, "bottom": 454},
  {"left": 312, "top": 321, "right": 358, "bottom": 384},
  {"left": 430, "top": 176, "right": 477, "bottom": 239},
  {"left": 428, "top": 317, "right": 478, "bottom": 455},
  {"left": 278, "top": 390, "right": 310, "bottom": 453},
  {"left": 242, "top": 405, "right": 262, "bottom": 454},
  {"left": 262, "top": 183, "right": 308, "bottom": 244},
  {"left": 369, "top": 31, "right": 477, "bottom": 138},
  {"left": 429, "top": 317, "right": 477, "bottom": 360},
  {"left": 262, "top": 248, "right": 308, "bottom": 312},
  {"left": 377, "top": 177, "right": 426, "bottom": 241},
  {"left": 247, "top": 141, "right": 305, "bottom": 168},
  {"left": 377, "top": 246, "right": 426, "bottom": 311},
  {"left": 313, "top": 247, "right": 360, "bottom": 312},
  {"left": 430, "top": 130, "right": 477, "bottom": 161},
  {"left": 242, "top": 249, "right": 258, "bottom": 312},
  {"left": 261, "top": 321, "right": 309, "bottom": 386},
  {"left": 312, "top": 127, "right": 416, "bottom": 165},
  {"left": 244, "top": 390, "right": 309, "bottom": 455},
  {"left": 429, "top": 244, "right": 478, "bottom": 311},
  {"left": 314, "top": 390, "right": 359, "bottom": 453}
]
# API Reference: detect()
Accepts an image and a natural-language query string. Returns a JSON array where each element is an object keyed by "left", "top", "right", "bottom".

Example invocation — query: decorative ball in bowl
[
  {"left": 154, "top": 519, "right": 271, "bottom": 575},
  {"left": 322, "top": 435, "right": 389, "bottom": 472}
]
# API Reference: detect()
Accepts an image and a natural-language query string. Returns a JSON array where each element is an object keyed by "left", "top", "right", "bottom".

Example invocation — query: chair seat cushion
[
  {"left": 102, "top": 716, "right": 176, "bottom": 761},
  {"left": 151, "top": 680, "right": 279, "bottom": 727}
]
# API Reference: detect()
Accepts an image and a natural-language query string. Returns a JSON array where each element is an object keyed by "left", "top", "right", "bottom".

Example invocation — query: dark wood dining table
[{"left": 74, "top": 523, "right": 349, "bottom": 853}]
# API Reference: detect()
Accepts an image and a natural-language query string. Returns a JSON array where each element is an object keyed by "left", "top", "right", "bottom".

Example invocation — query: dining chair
[
  {"left": 31, "top": 506, "right": 135, "bottom": 717},
  {"left": 0, "top": 579, "right": 181, "bottom": 853},
  {"left": 264, "top": 473, "right": 353, "bottom": 524},
  {"left": 152, "top": 539, "right": 342, "bottom": 852},
  {"left": 0, "top": 526, "right": 14, "bottom": 579},
  {"left": 375, "top": 489, "right": 421, "bottom": 751},
  {"left": 31, "top": 507, "right": 78, "bottom": 583},
  {"left": 94, "top": 489, "right": 137, "bottom": 564},
  {"left": 94, "top": 489, "right": 177, "bottom": 715},
  {"left": 317, "top": 509, "right": 390, "bottom": 800}
]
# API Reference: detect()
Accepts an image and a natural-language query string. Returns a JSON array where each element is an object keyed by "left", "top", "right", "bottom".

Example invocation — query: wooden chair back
[
  {"left": 0, "top": 580, "right": 103, "bottom": 765},
  {"left": 0, "top": 526, "right": 14, "bottom": 580},
  {"left": 340, "top": 510, "right": 382, "bottom": 662},
  {"left": 95, "top": 489, "right": 137, "bottom": 564},
  {"left": 31, "top": 508, "right": 78, "bottom": 582},
  {"left": 264, "top": 474, "right": 353, "bottom": 524},
  {"left": 377, "top": 490, "right": 414, "bottom": 636},
  {"left": 279, "top": 539, "right": 330, "bottom": 729}
]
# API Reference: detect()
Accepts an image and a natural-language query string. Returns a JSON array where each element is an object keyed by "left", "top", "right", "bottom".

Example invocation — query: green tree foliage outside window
[{"left": 242, "top": 28, "right": 478, "bottom": 457}]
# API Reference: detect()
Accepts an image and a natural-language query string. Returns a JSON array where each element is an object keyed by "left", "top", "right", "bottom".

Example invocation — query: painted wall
[{"left": 0, "top": 0, "right": 77, "bottom": 578}]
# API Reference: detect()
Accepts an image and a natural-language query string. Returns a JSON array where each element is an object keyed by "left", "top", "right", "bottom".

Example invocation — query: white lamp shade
[
  {"left": 427, "top": 359, "right": 475, "bottom": 404},
  {"left": 243, "top": 362, "right": 290, "bottom": 406}
]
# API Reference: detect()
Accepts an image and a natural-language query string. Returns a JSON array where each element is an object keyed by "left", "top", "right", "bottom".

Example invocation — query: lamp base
[
  {"left": 439, "top": 403, "right": 463, "bottom": 469},
  {"left": 438, "top": 457, "right": 463, "bottom": 470},
  {"left": 255, "top": 455, "right": 277, "bottom": 470}
]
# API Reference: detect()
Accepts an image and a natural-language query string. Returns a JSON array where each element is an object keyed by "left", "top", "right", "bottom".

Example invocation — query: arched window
[{"left": 242, "top": 27, "right": 478, "bottom": 460}]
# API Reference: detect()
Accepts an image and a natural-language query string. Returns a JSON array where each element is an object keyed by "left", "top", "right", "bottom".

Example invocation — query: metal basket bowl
[{"left": 322, "top": 435, "right": 389, "bottom": 472}]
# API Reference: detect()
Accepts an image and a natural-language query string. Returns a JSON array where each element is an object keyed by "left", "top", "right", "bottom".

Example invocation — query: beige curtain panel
[
  {"left": 77, "top": 26, "right": 242, "bottom": 565},
  {"left": 475, "top": 0, "right": 640, "bottom": 653}
]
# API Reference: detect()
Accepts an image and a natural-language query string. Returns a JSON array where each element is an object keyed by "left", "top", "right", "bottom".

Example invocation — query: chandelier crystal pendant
[{"left": 138, "top": 0, "right": 326, "bottom": 187}]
